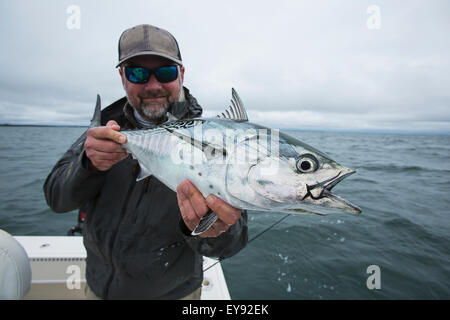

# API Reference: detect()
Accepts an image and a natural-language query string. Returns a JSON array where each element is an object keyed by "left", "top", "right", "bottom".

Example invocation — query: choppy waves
[{"left": 1, "top": 126, "right": 449, "bottom": 299}]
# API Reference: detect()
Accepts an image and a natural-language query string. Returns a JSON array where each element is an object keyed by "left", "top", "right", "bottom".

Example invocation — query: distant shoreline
[
  {"left": 0, "top": 124, "right": 86, "bottom": 128},
  {"left": 0, "top": 123, "right": 448, "bottom": 136}
]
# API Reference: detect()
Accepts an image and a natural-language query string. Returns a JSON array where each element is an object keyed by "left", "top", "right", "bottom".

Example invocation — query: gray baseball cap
[{"left": 116, "top": 24, "right": 182, "bottom": 67}]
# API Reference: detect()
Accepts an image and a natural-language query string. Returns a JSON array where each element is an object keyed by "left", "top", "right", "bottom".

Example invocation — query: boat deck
[{"left": 14, "top": 236, "right": 230, "bottom": 300}]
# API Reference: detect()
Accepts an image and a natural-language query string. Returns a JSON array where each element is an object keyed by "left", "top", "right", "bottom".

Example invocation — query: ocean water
[{"left": 0, "top": 126, "right": 449, "bottom": 299}]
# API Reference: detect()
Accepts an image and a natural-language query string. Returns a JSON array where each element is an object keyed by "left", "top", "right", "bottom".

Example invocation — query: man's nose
[{"left": 144, "top": 74, "right": 163, "bottom": 90}]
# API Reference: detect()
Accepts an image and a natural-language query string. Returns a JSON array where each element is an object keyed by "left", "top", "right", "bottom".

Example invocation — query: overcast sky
[{"left": 0, "top": 0, "right": 449, "bottom": 133}]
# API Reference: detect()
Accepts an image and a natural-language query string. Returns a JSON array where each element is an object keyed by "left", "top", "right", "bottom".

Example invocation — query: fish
[{"left": 91, "top": 89, "right": 361, "bottom": 235}]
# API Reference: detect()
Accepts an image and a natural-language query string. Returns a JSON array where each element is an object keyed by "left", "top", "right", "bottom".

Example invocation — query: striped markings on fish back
[
  {"left": 124, "top": 120, "right": 206, "bottom": 161},
  {"left": 123, "top": 119, "right": 204, "bottom": 139},
  {"left": 160, "top": 119, "right": 204, "bottom": 130},
  {"left": 164, "top": 127, "right": 228, "bottom": 161}
]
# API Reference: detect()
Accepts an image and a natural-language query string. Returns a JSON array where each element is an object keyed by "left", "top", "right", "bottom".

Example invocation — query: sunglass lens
[
  {"left": 154, "top": 66, "right": 178, "bottom": 83},
  {"left": 125, "top": 67, "right": 150, "bottom": 84}
]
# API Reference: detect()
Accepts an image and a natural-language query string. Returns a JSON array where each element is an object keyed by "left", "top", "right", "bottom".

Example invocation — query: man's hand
[
  {"left": 84, "top": 120, "right": 128, "bottom": 171},
  {"left": 176, "top": 180, "right": 241, "bottom": 238}
]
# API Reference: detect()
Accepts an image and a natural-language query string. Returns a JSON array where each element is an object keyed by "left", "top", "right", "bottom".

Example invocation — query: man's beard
[
  {"left": 129, "top": 92, "right": 171, "bottom": 121},
  {"left": 138, "top": 99, "right": 169, "bottom": 120}
]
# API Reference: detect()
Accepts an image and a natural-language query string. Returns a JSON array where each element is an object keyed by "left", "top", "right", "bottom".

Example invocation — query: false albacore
[{"left": 90, "top": 89, "right": 361, "bottom": 235}]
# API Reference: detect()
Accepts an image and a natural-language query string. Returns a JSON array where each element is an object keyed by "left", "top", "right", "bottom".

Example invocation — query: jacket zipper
[{"left": 103, "top": 161, "right": 139, "bottom": 299}]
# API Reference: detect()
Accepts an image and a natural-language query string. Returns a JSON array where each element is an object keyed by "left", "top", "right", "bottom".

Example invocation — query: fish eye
[{"left": 296, "top": 154, "right": 318, "bottom": 173}]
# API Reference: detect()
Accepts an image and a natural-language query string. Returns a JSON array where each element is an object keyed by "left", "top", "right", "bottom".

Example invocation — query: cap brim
[{"left": 116, "top": 51, "right": 183, "bottom": 67}]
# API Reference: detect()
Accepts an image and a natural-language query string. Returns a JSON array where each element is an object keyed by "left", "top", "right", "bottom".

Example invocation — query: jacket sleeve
[
  {"left": 179, "top": 210, "right": 248, "bottom": 259},
  {"left": 43, "top": 131, "right": 107, "bottom": 213}
]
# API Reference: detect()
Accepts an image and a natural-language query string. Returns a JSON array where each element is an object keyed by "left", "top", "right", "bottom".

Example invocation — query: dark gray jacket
[{"left": 43, "top": 88, "right": 248, "bottom": 299}]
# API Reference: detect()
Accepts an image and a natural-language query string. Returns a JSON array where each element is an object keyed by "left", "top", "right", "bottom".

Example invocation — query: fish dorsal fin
[{"left": 216, "top": 88, "right": 248, "bottom": 122}]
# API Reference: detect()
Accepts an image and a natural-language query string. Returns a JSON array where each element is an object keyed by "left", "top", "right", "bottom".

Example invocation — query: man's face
[{"left": 119, "top": 55, "right": 185, "bottom": 121}]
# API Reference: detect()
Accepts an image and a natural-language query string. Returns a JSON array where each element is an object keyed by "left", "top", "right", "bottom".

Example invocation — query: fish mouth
[
  {"left": 300, "top": 169, "right": 362, "bottom": 214},
  {"left": 308, "top": 170, "right": 355, "bottom": 193}
]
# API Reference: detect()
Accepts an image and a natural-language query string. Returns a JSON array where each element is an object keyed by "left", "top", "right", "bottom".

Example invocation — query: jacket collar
[{"left": 122, "top": 86, "right": 202, "bottom": 129}]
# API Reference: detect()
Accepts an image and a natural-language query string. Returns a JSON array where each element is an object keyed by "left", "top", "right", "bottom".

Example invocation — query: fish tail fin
[
  {"left": 89, "top": 94, "right": 102, "bottom": 128},
  {"left": 191, "top": 209, "right": 218, "bottom": 236}
]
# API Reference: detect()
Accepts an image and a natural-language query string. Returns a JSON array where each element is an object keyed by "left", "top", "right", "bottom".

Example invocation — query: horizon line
[{"left": 1, "top": 123, "right": 449, "bottom": 136}]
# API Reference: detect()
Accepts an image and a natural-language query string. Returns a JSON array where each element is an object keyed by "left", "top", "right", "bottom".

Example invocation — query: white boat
[{"left": 10, "top": 235, "right": 231, "bottom": 300}]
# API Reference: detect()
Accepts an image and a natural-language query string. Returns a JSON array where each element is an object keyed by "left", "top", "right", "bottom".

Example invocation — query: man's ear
[
  {"left": 118, "top": 67, "right": 126, "bottom": 88},
  {"left": 180, "top": 65, "right": 185, "bottom": 83}
]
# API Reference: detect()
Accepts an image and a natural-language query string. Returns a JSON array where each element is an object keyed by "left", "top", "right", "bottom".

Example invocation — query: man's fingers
[
  {"left": 177, "top": 182, "right": 202, "bottom": 231},
  {"left": 104, "top": 127, "right": 127, "bottom": 144},
  {"left": 205, "top": 194, "right": 240, "bottom": 226},
  {"left": 85, "top": 138, "right": 127, "bottom": 154},
  {"left": 90, "top": 160, "right": 117, "bottom": 171},
  {"left": 207, "top": 220, "right": 230, "bottom": 236},
  {"left": 88, "top": 126, "right": 127, "bottom": 144},
  {"left": 106, "top": 120, "right": 119, "bottom": 128},
  {"left": 176, "top": 180, "right": 241, "bottom": 236},
  {"left": 85, "top": 123, "right": 128, "bottom": 172},
  {"left": 107, "top": 121, "right": 127, "bottom": 144},
  {"left": 199, "top": 220, "right": 229, "bottom": 238},
  {"left": 178, "top": 180, "right": 209, "bottom": 217},
  {"left": 87, "top": 149, "right": 128, "bottom": 161},
  {"left": 177, "top": 188, "right": 200, "bottom": 221}
]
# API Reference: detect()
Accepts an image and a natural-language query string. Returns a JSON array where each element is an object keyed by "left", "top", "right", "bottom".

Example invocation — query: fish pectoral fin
[
  {"left": 136, "top": 163, "right": 152, "bottom": 181},
  {"left": 191, "top": 210, "right": 218, "bottom": 236},
  {"left": 216, "top": 88, "right": 249, "bottom": 122}
]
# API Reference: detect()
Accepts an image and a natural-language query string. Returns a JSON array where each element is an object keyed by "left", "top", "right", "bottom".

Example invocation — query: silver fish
[{"left": 92, "top": 89, "right": 361, "bottom": 235}]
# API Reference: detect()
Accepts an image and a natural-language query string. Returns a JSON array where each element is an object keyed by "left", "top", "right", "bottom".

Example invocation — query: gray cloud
[{"left": 0, "top": 0, "right": 449, "bottom": 133}]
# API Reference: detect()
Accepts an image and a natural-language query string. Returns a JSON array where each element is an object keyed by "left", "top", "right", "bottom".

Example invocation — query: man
[{"left": 43, "top": 24, "right": 248, "bottom": 300}]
